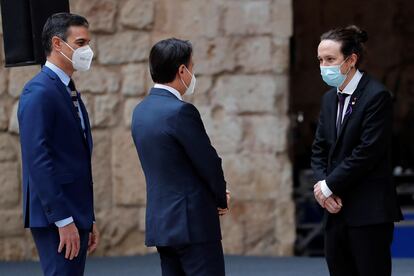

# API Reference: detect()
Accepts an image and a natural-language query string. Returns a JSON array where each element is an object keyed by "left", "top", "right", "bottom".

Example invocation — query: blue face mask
[{"left": 320, "top": 58, "right": 350, "bottom": 87}]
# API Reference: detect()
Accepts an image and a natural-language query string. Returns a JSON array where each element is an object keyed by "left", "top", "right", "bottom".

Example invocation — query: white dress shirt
[
  {"left": 321, "top": 70, "right": 363, "bottom": 198},
  {"left": 154, "top": 83, "right": 183, "bottom": 101}
]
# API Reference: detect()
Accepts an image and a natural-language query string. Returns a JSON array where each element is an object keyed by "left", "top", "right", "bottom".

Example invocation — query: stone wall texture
[{"left": 0, "top": 0, "right": 294, "bottom": 260}]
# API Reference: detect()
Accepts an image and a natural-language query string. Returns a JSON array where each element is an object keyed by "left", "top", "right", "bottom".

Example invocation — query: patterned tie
[
  {"left": 68, "top": 79, "right": 81, "bottom": 119},
  {"left": 68, "top": 79, "right": 86, "bottom": 138},
  {"left": 336, "top": 92, "right": 350, "bottom": 137}
]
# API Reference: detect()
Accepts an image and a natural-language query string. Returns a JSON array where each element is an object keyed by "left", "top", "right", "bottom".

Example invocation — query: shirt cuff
[
  {"left": 55, "top": 217, "right": 74, "bottom": 228},
  {"left": 320, "top": 180, "right": 333, "bottom": 198}
]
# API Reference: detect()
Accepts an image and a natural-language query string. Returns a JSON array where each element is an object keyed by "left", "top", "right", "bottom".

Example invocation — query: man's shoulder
[
  {"left": 23, "top": 69, "right": 56, "bottom": 94},
  {"left": 360, "top": 75, "right": 391, "bottom": 101}
]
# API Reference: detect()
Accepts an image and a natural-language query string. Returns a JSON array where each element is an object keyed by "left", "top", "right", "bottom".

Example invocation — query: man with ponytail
[{"left": 311, "top": 25, "right": 402, "bottom": 276}]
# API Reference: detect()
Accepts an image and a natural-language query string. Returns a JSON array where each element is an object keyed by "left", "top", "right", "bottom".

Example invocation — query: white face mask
[
  {"left": 60, "top": 40, "right": 94, "bottom": 72},
  {"left": 180, "top": 67, "right": 196, "bottom": 95}
]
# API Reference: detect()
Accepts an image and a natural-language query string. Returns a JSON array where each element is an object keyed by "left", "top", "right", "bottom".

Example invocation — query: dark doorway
[{"left": 290, "top": 0, "right": 414, "bottom": 256}]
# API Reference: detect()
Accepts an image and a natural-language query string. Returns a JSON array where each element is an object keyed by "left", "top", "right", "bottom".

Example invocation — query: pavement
[{"left": 1, "top": 254, "right": 413, "bottom": 275}]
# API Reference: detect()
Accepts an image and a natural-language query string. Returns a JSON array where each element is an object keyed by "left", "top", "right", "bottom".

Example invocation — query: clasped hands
[{"left": 313, "top": 181, "right": 343, "bottom": 214}]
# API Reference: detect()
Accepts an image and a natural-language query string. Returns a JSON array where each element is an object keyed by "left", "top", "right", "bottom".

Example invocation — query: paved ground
[{"left": 1, "top": 254, "right": 413, "bottom": 275}]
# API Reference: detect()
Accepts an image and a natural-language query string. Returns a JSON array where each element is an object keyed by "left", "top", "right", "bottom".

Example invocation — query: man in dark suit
[
  {"left": 131, "top": 38, "right": 230, "bottom": 276},
  {"left": 18, "top": 13, "right": 99, "bottom": 276},
  {"left": 311, "top": 26, "right": 402, "bottom": 276}
]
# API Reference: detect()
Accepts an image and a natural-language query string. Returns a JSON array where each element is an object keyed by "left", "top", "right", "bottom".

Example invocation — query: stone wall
[{"left": 0, "top": 0, "right": 294, "bottom": 260}]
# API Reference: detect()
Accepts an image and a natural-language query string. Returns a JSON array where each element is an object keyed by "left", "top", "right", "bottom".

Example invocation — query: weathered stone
[
  {"left": 272, "top": 37, "right": 290, "bottom": 74},
  {"left": 0, "top": 209, "right": 24, "bottom": 237},
  {"left": 220, "top": 208, "right": 244, "bottom": 254},
  {"left": 212, "top": 75, "right": 277, "bottom": 114},
  {"left": 120, "top": 0, "right": 155, "bottom": 30},
  {"left": 112, "top": 130, "right": 146, "bottom": 206},
  {"left": 73, "top": 66, "right": 120, "bottom": 94},
  {"left": 124, "top": 98, "right": 143, "bottom": 128},
  {"left": 94, "top": 95, "right": 120, "bottom": 127},
  {"left": 274, "top": 75, "right": 289, "bottom": 116},
  {"left": 91, "top": 130, "right": 112, "bottom": 211},
  {"left": 121, "top": 64, "right": 147, "bottom": 96},
  {"left": 0, "top": 232, "right": 38, "bottom": 261},
  {"left": 186, "top": 76, "right": 213, "bottom": 106},
  {"left": 8, "top": 101, "right": 19, "bottom": 134},
  {"left": 198, "top": 106, "right": 243, "bottom": 155},
  {"left": 241, "top": 115, "right": 289, "bottom": 153},
  {"left": 0, "top": 103, "right": 8, "bottom": 130},
  {"left": 0, "top": 133, "right": 17, "bottom": 162},
  {"left": 70, "top": 0, "right": 117, "bottom": 33},
  {"left": 236, "top": 36, "right": 273, "bottom": 73},
  {"left": 0, "top": 68, "right": 7, "bottom": 95},
  {"left": 274, "top": 199, "right": 295, "bottom": 255},
  {"left": 138, "top": 207, "right": 146, "bottom": 232},
  {"left": 222, "top": 153, "right": 291, "bottom": 201},
  {"left": 271, "top": 0, "right": 293, "bottom": 38},
  {"left": 0, "top": 237, "right": 26, "bottom": 261},
  {"left": 0, "top": 162, "right": 20, "bottom": 208},
  {"left": 95, "top": 208, "right": 149, "bottom": 256},
  {"left": 156, "top": 0, "right": 221, "bottom": 38},
  {"left": 8, "top": 66, "right": 38, "bottom": 98},
  {"left": 242, "top": 200, "right": 279, "bottom": 256},
  {"left": 192, "top": 37, "right": 236, "bottom": 75},
  {"left": 223, "top": 1, "right": 272, "bottom": 35},
  {"left": 97, "top": 32, "right": 151, "bottom": 65}
]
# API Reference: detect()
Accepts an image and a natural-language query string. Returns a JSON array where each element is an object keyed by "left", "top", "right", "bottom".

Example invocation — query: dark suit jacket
[
  {"left": 311, "top": 73, "right": 402, "bottom": 226},
  {"left": 18, "top": 66, "right": 94, "bottom": 230},
  {"left": 131, "top": 88, "right": 227, "bottom": 246}
]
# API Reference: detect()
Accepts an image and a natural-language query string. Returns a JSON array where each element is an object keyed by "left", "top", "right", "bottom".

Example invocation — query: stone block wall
[{"left": 0, "top": 0, "right": 294, "bottom": 260}]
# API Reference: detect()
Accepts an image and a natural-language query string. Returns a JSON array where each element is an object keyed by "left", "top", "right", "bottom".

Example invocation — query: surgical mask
[
  {"left": 180, "top": 67, "right": 196, "bottom": 95},
  {"left": 320, "top": 58, "right": 351, "bottom": 87},
  {"left": 60, "top": 40, "right": 94, "bottom": 71}
]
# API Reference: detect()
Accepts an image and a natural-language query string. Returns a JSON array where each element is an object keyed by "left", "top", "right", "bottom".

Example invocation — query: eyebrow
[{"left": 74, "top": 38, "right": 89, "bottom": 43}]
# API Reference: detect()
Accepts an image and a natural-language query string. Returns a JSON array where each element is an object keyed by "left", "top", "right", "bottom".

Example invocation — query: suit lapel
[
  {"left": 330, "top": 74, "right": 370, "bottom": 153},
  {"left": 41, "top": 67, "right": 90, "bottom": 151}
]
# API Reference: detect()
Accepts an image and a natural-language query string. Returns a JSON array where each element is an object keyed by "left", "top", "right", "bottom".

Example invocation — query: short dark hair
[
  {"left": 42, "top": 12, "right": 89, "bottom": 56},
  {"left": 149, "top": 38, "right": 193, "bottom": 84},
  {"left": 321, "top": 25, "right": 368, "bottom": 68}
]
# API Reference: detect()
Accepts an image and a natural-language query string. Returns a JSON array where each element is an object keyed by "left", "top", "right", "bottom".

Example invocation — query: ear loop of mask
[
  {"left": 340, "top": 56, "right": 353, "bottom": 75},
  {"left": 179, "top": 66, "right": 191, "bottom": 89},
  {"left": 58, "top": 39, "right": 75, "bottom": 64}
]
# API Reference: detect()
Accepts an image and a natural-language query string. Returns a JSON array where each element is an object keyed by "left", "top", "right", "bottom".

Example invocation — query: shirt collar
[
  {"left": 154, "top": 84, "right": 183, "bottom": 101},
  {"left": 337, "top": 69, "right": 363, "bottom": 96},
  {"left": 45, "top": 60, "right": 71, "bottom": 86}
]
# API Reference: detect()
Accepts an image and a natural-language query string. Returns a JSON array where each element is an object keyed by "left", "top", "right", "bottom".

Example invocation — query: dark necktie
[
  {"left": 336, "top": 92, "right": 350, "bottom": 137},
  {"left": 68, "top": 79, "right": 86, "bottom": 138},
  {"left": 68, "top": 79, "right": 81, "bottom": 119}
]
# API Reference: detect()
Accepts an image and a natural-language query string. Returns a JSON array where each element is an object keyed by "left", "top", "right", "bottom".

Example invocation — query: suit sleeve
[
  {"left": 326, "top": 90, "right": 392, "bottom": 196},
  {"left": 174, "top": 103, "right": 227, "bottom": 208},
  {"left": 18, "top": 88, "right": 72, "bottom": 224},
  {"left": 311, "top": 95, "right": 328, "bottom": 182}
]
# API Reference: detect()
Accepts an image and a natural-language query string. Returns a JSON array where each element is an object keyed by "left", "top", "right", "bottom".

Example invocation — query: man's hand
[
  {"left": 226, "top": 189, "right": 231, "bottom": 208},
  {"left": 88, "top": 223, "right": 100, "bottom": 255},
  {"left": 324, "top": 196, "right": 343, "bottom": 214},
  {"left": 313, "top": 181, "right": 327, "bottom": 207},
  {"left": 58, "top": 222, "right": 80, "bottom": 260},
  {"left": 218, "top": 190, "right": 231, "bottom": 216}
]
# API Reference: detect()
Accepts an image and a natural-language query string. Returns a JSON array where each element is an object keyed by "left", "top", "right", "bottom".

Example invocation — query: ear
[
  {"left": 350, "top": 53, "right": 358, "bottom": 68},
  {"left": 178, "top": 64, "right": 186, "bottom": 75},
  {"left": 51, "top": 36, "right": 63, "bottom": 52}
]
